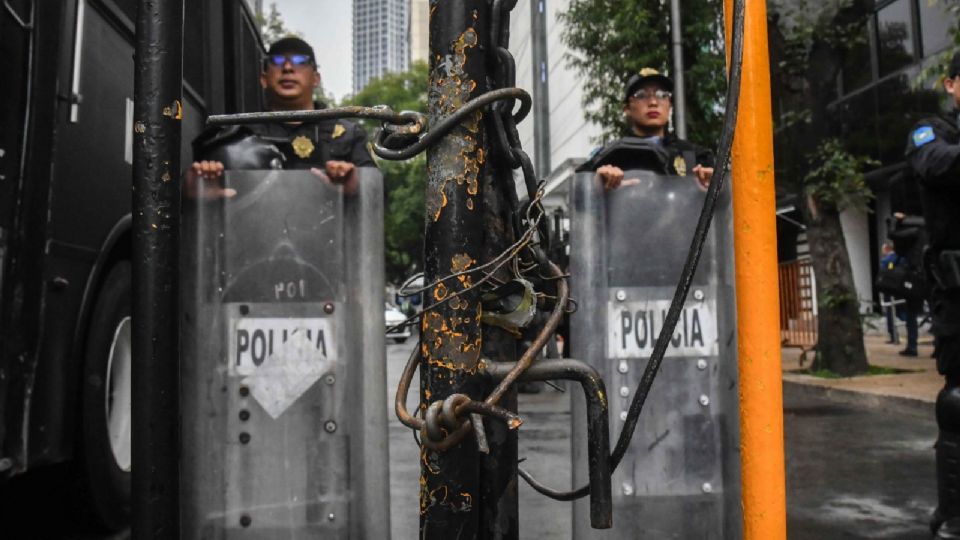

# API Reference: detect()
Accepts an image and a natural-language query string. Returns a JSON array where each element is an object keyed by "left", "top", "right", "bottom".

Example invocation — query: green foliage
[
  {"left": 343, "top": 61, "right": 430, "bottom": 284},
  {"left": 803, "top": 139, "right": 876, "bottom": 212},
  {"left": 346, "top": 61, "right": 429, "bottom": 119},
  {"left": 559, "top": 0, "right": 727, "bottom": 148},
  {"left": 255, "top": 2, "right": 303, "bottom": 47},
  {"left": 915, "top": 1, "right": 960, "bottom": 86}
]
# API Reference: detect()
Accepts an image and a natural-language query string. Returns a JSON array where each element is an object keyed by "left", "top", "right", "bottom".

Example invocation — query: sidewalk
[{"left": 781, "top": 334, "right": 941, "bottom": 416}]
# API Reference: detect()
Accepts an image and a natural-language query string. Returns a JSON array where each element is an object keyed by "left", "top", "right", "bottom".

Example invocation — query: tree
[
  {"left": 768, "top": 0, "right": 879, "bottom": 375},
  {"left": 559, "top": 0, "right": 727, "bottom": 148},
  {"left": 343, "top": 61, "right": 430, "bottom": 284},
  {"left": 256, "top": 2, "right": 303, "bottom": 47}
]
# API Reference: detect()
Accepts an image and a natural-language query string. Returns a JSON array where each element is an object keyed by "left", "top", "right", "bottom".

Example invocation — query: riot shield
[
  {"left": 569, "top": 170, "right": 741, "bottom": 539},
  {"left": 180, "top": 168, "right": 389, "bottom": 539}
]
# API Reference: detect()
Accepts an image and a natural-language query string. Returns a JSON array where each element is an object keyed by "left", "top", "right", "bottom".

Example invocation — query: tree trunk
[{"left": 802, "top": 195, "right": 869, "bottom": 375}]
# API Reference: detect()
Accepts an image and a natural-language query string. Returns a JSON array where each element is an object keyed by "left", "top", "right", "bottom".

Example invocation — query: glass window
[
  {"left": 918, "top": 0, "right": 952, "bottom": 56},
  {"left": 842, "top": 19, "right": 873, "bottom": 93},
  {"left": 877, "top": 0, "right": 916, "bottom": 76}
]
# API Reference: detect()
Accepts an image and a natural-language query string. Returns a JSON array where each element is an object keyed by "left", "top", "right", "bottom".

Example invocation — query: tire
[
  {"left": 394, "top": 337, "right": 408, "bottom": 344},
  {"left": 79, "top": 261, "right": 132, "bottom": 531}
]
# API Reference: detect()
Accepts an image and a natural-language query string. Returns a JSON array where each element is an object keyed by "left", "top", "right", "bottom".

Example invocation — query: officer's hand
[
  {"left": 693, "top": 165, "right": 714, "bottom": 191},
  {"left": 185, "top": 160, "right": 236, "bottom": 199},
  {"left": 597, "top": 165, "right": 625, "bottom": 191},
  {"left": 310, "top": 160, "right": 358, "bottom": 195}
]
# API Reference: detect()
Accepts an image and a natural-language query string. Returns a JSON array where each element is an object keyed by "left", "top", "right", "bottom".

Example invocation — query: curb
[{"left": 782, "top": 379, "right": 935, "bottom": 418}]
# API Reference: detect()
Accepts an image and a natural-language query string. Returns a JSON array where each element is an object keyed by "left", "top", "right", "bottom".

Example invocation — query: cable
[{"left": 518, "top": 0, "right": 746, "bottom": 500}]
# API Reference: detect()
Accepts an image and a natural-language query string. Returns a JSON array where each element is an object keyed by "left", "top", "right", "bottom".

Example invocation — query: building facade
[
  {"left": 353, "top": 0, "right": 409, "bottom": 93},
  {"left": 770, "top": 0, "right": 955, "bottom": 311},
  {"left": 410, "top": 0, "right": 429, "bottom": 64}
]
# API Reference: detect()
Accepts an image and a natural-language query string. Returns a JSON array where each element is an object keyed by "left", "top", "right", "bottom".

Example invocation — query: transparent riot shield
[
  {"left": 569, "top": 170, "right": 741, "bottom": 539},
  {"left": 180, "top": 168, "right": 389, "bottom": 539}
]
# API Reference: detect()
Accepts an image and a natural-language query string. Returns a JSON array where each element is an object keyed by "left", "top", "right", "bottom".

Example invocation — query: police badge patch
[
  {"left": 913, "top": 126, "right": 935, "bottom": 147},
  {"left": 291, "top": 135, "right": 315, "bottom": 158},
  {"left": 332, "top": 124, "right": 346, "bottom": 139},
  {"left": 673, "top": 155, "right": 687, "bottom": 176}
]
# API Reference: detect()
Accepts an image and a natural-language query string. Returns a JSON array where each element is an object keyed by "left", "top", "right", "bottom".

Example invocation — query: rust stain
[
  {"left": 451, "top": 253, "right": 475, "bottom": 289},
  {"left": 422, "top": 310, "right": 481, "bottom": 372},
  {"left": 434, "top": 282, "right": 449, "bottom": 301},
  {"left": 426, "top": 28, "right": 484, "bottom": 223}
]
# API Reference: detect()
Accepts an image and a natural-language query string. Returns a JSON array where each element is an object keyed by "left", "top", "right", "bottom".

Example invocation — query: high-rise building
[
  {"left": 409, "top": 0, "right": 429, "bottom": 64},
  {"left": 353, "top": 0, "right": 410, "bottom": 93}
]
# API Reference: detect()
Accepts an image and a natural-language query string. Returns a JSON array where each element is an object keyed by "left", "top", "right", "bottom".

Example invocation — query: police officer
[
  {"left": 190, "top": 36, "right": 374, "bottom": 196},
  {"left": 905, "top": 51, "right": 960, "bottom": 538},
  {"left": 596, "top": 68, "right": 714, "bottom": 191}
]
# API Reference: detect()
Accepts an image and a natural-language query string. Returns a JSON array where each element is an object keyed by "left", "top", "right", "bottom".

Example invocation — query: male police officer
[
  {"left": 191, "top": 37, "right": 374, "bottom": 196},
  {"left": 905, "top": 52, "right": 960, "bottom": 538},
  {"left": 596, "top": 68, "right": 714, "bottom": 191}
]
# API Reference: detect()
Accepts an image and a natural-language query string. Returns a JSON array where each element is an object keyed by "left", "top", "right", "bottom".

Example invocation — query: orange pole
[{"left": 723, "top": 0, "right": 787, "bottom": 538}]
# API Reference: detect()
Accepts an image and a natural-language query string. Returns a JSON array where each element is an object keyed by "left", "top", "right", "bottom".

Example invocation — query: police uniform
[
  {"left": 905, "top": 66, "right": 960, "bottom": 534},
  {"left": 588, "top": 68, "right": 714, "bottom": 177},
  {"left": 193, "top": 103, "right": 375, "bottom": 170},
  {"left": 589, "top": 133, "right": 714, "bottom": 177}
]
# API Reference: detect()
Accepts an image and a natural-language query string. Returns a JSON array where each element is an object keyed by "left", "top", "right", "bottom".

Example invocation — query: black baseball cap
[
  {"left": 949, "top": 51, "right": 960, "bottom": 78},
  {"left": 624, "top": 68, "right": 674, "bottom": 102},
  {"left": 266, "top": 36, "right": 316, "bottom": 65}
]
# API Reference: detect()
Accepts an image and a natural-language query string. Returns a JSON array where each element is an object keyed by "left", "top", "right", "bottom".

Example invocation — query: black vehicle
[{"left": 0, "top": 0, "right": 264, "bottom": 530}]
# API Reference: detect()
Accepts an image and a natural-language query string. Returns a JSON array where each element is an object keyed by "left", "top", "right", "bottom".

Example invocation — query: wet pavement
[
  {"left": 0, "top": 338, "right": 939, "bottom": 539},
  {"left": 389, "top": 340, "right": 938, "bottom": 539}
]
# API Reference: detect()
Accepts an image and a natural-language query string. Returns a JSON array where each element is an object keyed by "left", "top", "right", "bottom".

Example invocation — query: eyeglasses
[
  {"left": 264, "top": 54, "right": 314, "bottom": 69},
  {"left": 631, "top": 89, "right": 672, "bottom": 102}
]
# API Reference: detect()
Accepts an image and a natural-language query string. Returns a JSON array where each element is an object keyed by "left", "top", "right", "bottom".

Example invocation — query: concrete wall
[{"left": 509, "top": 0, "right": 602, "bottom": 189}]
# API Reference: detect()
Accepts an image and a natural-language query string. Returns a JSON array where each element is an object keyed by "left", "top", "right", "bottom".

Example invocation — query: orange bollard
[{"left": 723, "top": 0, "right": 788, "bottom": 538}]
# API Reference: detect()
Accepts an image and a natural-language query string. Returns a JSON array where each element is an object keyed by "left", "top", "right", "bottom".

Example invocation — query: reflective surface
[
  {"left": 569, "top": 170, "right": 740, "bottom": 538},
  {"left": 180, "top": 169, "right": 389, "bottom": 539}
]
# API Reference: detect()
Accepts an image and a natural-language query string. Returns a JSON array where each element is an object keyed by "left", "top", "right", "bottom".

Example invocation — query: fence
[{"left": 778, "top": 258, "right": 817, "bottom": 349}]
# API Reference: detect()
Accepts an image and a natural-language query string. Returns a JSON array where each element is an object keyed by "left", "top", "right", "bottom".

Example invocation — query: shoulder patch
[{"left": 912, "top": 126, "right": 936, "bottom": 147}]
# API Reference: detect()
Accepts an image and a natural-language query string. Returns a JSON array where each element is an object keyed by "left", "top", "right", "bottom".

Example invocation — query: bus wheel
[{"left": 80, "top": 261, "right": 131, "bottom": 531}]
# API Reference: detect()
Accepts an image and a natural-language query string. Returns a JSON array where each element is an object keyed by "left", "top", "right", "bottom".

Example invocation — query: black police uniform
[
  {"left": 193, "top": 102, "right": 375, "bottom": 170},
  {"left": 582, "top": 133, "right": 714, "bottom": 177},
  {"left": 905, "top": 109, "right": 960, "bottom": 535}
]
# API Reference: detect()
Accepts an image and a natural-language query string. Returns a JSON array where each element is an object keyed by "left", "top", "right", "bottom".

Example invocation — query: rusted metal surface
[
  {"left": 419, "top": 0, "right": 491, "bottom": 537},
  {"left": 482, "top": 358, "right": 613, "bottom": 527},
  {"left": 131, "top": 0, "right": 183, "bottom": 537}
]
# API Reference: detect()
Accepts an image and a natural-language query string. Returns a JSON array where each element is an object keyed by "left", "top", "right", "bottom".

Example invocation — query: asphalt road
[{"left": 0, "top": 339, "right": 940, "bottom": 539}]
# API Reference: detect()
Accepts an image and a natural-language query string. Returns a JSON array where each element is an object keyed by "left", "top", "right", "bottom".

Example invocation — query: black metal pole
[
  {"left": 132, "top": 1, "right": 183, "bottom": 537},
  {"left": 420, "top": 1, "right": 498, "bottom": 537}
]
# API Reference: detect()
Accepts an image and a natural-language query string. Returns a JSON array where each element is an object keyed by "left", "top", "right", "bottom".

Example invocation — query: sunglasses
[
  {"left": 264, "top": 54, "right": 314, "bottom": 68},
  {"left": 631, "top": 89, "right": 672, "bottom": 102}
]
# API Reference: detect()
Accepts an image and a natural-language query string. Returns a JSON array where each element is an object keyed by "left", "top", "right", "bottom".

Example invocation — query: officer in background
[
  {"left": 905, "top": 51, "right": 960, "bottom": 538},
  {"left": 190, "top": 36, "right": 375, "bottom": 196},
  {"left": 596, "top": 68, "right": 714, "bottom": 191}
]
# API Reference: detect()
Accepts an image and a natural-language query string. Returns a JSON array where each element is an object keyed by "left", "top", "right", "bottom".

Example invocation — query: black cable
[{"left": 518, "top": 0, "right": 746, "bottom": 500}]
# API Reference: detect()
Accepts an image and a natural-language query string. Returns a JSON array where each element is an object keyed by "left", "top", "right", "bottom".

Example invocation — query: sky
[{"left": 268, "top": 0, "right": 353, "bottom": 101}]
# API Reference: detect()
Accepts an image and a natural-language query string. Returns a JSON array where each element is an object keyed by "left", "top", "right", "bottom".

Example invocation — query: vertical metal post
[
  {"left": 421, "top": 1, "right": 505, "bottom": 538},
  {"left": 722, "top": 0, "right": 787, "bottom": 537},
  {"left": 530, "top": 0, "right": 551, "bottom": 176},
  {"left": 669, "top": 0, "right": 687, "bottom": 139},
  {"left": 132, "top": 1, "right": 183, "bottom": 537}
]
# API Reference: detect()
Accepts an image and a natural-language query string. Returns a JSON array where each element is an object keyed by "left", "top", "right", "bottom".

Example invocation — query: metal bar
[
  {"left": 722, "top": 0, "right": 787, "bottom": 536},
  {"left": 483, "top": 359, "right": 612, "bottom": 527},
  {"left": 420, "top": 1, "right": 491, "bottom": 537},
  {"left": 132, "top": 0, "right": 183, "bottom": 537},
  {"left": 669, "top": 0, "right": 686, "bottom": 138}
]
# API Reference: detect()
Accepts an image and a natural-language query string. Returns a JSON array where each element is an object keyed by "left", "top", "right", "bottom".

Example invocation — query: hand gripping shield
[
  {"left": 569, "top": 169, "right": 741, "bottom": 538},
  {"left": 180, "top": 168, "right": 389, "bottom": 538}
]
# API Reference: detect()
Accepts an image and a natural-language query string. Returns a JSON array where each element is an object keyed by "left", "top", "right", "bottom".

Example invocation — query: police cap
[
  {"left": 267, "top": 36, "right": 317, "bottom": 66},
  {"left": 624, "top": 68, "right": 674, "bottom": 102}
]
